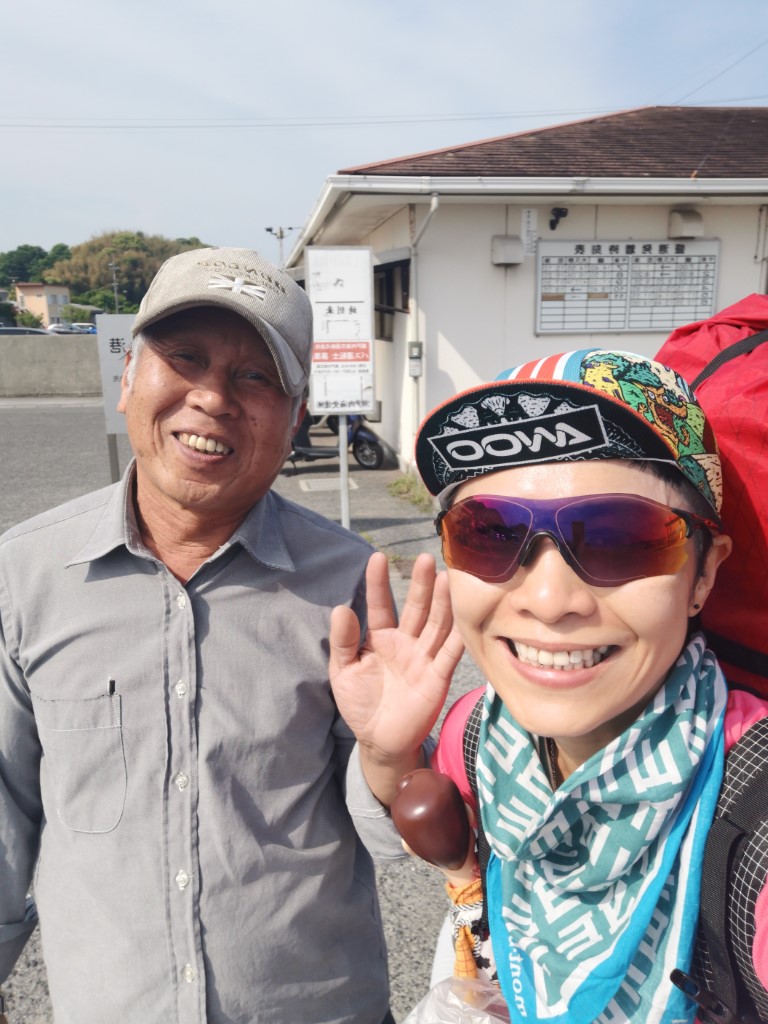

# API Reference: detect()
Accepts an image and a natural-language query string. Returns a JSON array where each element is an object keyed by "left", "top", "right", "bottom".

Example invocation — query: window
[{"left": 373, "top": 260, "right": 409, "bottom": 340}]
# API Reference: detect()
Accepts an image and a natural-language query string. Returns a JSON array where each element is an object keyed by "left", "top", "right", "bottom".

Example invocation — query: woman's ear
[{"left": 689, "top": 533, "right": 732, "bottom": 616}]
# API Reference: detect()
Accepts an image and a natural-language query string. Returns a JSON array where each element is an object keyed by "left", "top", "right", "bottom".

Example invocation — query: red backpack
[{"left": 656, "top": 294, "right": 768, "bottom": 694}]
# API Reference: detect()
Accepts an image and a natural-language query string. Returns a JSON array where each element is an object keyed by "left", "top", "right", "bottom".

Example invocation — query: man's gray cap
[{"left": 133, "top": 247, "right": 313, "bottom": 397}]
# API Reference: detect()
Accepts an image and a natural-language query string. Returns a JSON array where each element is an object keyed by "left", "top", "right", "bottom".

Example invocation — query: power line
[
  {"left": 1, "top": 97, "right": 766, "bottom": 134},
  {"left": 674, "top": 37, "right": 768, "bottom": 103}
]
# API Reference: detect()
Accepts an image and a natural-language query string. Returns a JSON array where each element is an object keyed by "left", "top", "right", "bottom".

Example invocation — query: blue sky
[{"left": 3, "top": 0, "right": 767, "bottom": 263}]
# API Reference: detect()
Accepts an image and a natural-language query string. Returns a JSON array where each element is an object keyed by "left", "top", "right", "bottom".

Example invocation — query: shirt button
[
  {"left": 182, "top": 964, "right": 197, "bottom": 983},
  {"left": 175, "top": 869, "right": 191, "bottom": 890},
  {"left": 176, "top": 593, "right": 187, "bottom": 609},
  {"left": 174, "top": 772, "right": 189, "bottom": 791},
  {"left": 175, "top": 680, "right": 188, "bottom": 698}
]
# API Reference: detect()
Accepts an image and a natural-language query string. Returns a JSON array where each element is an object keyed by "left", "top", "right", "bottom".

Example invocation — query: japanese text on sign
[
  {"left": 536, "top": 239, "right": 720, "bottom": 333},
  {"left": 306, "top": 247, "right": 375, "bottom": 415},
  {"left": 96, "top": 314, "right": 136, "bottom": 434}
]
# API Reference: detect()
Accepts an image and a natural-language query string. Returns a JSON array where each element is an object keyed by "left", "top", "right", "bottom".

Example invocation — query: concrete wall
[{"left": 0, "top": 334, "right": 101, "bottom": 397}]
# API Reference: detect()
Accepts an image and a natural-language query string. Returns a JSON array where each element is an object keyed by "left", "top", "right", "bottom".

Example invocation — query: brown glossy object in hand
[{"left": 391, "top": 768, "right": 470, "bottom": 871}]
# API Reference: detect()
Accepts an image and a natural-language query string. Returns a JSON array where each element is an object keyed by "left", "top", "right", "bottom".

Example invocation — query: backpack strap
[
  {"left": 463, "top": 694, "right": 491, "bottom": 939},
  {"left": 698, "top": 771, "right": 768, "bottom": 1019},
  {"left": 677, "top": 715, "right": 768, "bottom": 1023},
  {"left": 690, "top": 327, "right": 768, "bottom": 391},
  {"left": 705, "top": 633, "right": 768, "bottom": 682}
]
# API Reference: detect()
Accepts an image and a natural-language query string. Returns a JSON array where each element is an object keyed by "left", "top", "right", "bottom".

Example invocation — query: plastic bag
[{"left": 402, "top": 977, "right": 511, "bottom": 1023}]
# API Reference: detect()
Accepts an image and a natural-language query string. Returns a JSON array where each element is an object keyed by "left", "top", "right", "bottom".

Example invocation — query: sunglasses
[{"left": 435, "top": 493, "right": 719, "bottom": 587}]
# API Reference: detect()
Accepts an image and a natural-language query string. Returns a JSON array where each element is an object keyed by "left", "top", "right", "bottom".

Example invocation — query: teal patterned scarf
[{"left": 476, "top": 634, "right": 726, "bottom": 1024}]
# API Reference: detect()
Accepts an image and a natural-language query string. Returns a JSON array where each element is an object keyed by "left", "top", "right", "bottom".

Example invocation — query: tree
[
  {"left": 0, "top": 233, "right": 208, "bottom": 314},
  {"left": 43, "top": 231, "right": 207, "bottom": 306},
  {"left": 46, "top": 243, "right": 72, "bottom": 268},
  {"left": 16, "top": 310, "right": 43, "bottom": 328},
  {"left": 0, "top": 245, "right": 49, "bottom": 287},
  {"left": 61, "top": 304, "right": 97, "bottom": 324}
]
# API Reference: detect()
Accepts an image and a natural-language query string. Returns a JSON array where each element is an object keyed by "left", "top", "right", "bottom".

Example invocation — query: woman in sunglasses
[{"left": 331, "top": 349, "right": 766, "bottom": 1024}]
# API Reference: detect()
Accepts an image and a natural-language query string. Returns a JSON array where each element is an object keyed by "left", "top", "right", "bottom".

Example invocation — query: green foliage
[
  {"left": 387, "top": 473, "right": 435, "bottom": 512},
  {"left": 61, "top": 304, "right": 94, "bottom": 323},
  {"left": 0, "top": 234, "right": 208, "bottom": 307},
  {"left": 43, "top": 230, "right": 207, "bottom": 307},
  {"left": 16, "top": 310, "right": 44, "bottom": 328},
  {"left": 47, "top": 243, "right": 72, "bottom": 267},
  {"left": 0, "top": 245, "right": 49, "bottom": 286},
  {"left": 0, "top": 243, "right": 73, "bottom": 288}
]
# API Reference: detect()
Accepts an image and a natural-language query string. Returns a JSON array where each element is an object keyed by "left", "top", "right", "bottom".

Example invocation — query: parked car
[
  {"left": 71, "top": 322, "right": 97, "bottom": 333},
  {"left": 47, "top": 323, "right": 79, "bottom": 334},
  {"left": 0, "top": 326, "right": 49, "bottom": 335}
]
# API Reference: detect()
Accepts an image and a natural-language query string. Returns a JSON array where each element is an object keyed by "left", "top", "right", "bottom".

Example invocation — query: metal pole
[
  {"left": 107, "top": 433, "right": 120, "bottom": 483},
  {"left": 109, "top": 263, "right": 119, "bottom": 313},
  {"left": 265, "top": 227, "right": 296, "bottom": 268},
  {"left": 338, "top": 415, "right": 350, "bottom": 530}
]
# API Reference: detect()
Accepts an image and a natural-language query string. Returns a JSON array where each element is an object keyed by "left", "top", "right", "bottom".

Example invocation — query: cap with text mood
[{"left": 132, "top": 247, "right": 313, "bottom": 397}]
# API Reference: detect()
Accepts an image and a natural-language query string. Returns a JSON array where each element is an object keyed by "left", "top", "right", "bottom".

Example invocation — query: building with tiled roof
[{"left": 287, "top": 106, "right": 768, "bottom": 467}]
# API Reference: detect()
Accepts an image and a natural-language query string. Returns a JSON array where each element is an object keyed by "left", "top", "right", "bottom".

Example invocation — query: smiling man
[{"left": 0, "top": 248, "right": 396, "bottom": 1024}]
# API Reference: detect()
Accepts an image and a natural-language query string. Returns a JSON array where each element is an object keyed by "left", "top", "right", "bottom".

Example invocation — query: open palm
[{"left": 330, "top": 551, "right": 464, "bottom": 762}]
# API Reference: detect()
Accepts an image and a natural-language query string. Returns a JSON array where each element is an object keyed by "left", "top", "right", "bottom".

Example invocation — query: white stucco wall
[{"left": 360, "top": 197, "right": 766, "bottom": 464}]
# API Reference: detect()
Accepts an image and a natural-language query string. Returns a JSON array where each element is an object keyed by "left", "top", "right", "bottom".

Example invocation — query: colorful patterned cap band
[{"left": 415, "top": 349, "right": 722, "bottom": 515}]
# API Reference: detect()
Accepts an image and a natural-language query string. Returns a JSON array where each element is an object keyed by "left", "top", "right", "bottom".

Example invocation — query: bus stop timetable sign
[{"left": 306, "top": 247, "right": 375, "bottom": 415}]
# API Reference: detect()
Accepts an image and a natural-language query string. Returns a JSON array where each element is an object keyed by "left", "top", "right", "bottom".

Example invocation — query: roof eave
[{"left": 285, "top": 174, "right": 768, "bottom": 268}]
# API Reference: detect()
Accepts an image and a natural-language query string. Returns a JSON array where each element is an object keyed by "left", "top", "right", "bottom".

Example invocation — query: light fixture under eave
[{"left": 549, "top": 207, "right": 568, "bottom": 231}]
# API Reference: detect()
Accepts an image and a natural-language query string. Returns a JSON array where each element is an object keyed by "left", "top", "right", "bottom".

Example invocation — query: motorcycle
[
  {"left": 348, "top": 415, "right": 385, "bottom": 469},
  {"left": 288, "top": 413, "right": 385, "bottom": 471}
]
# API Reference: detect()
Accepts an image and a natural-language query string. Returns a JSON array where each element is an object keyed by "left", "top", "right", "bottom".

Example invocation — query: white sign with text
[
  {"left": 306, "top": 247, "right": 375, "bottom": 415},
  {"left": 96, "top": 314, "right": 135, "bottom": 433}
]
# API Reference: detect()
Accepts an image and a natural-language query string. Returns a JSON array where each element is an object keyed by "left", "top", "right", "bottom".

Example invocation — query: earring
[{"left": 692, "top": 603, "right": 701, "bottom": 610}]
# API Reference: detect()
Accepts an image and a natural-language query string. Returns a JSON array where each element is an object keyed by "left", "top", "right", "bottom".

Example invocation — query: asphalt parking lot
[{"left": 0, "top": 398, "right": 483, "bottom": 1023}]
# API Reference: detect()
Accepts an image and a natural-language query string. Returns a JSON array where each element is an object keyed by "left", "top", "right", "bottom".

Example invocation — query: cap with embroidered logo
[
  {"left": 415, "top": 348, "right": 722, "bottom": 515},
  {"left": 132, "top": 247, "right": 313, "bottom": 397}
]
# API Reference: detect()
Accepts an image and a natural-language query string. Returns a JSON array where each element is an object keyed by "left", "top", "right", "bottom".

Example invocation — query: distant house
[
  {"left": 14, "top": 282, "right": 71, "bottom": 327},
  {"left": 286, "top": 105, "right": 768, "bottom": 467}
]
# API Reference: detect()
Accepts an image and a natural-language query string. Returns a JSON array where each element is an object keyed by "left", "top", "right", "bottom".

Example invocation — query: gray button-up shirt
[{"left": 0, "top": 466, "right": 393, "bottom": 1023}]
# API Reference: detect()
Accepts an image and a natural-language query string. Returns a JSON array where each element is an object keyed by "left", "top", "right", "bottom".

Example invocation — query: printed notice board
[
  {"left": 536, "top": 239, "right": 720, "bottom": 333},
  {"left": 306, "top": 247, "right": 375, "bottom": 414}
]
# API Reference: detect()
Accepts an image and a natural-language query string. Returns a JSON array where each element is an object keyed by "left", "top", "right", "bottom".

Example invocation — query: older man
[{"left": 0, "top": 248, "right": 399, "bottom": 1023}]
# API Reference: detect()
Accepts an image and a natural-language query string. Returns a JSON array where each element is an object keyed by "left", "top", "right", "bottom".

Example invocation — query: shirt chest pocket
[{"left": 32, "top": 693, "right": 127, "bottom": 834}]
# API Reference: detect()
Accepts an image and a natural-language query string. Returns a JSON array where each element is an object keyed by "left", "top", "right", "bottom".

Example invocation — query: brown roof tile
[{"left": 339, "top": 106, "right": 768, "bottom": 179}]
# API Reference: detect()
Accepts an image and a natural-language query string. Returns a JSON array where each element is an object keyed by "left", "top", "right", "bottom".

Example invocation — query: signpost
[
  {"left": 305, "top": 247, "right": 375, "bottom": 528},
  {"left": 95, "top": 313, "right": 134, "bottom": 481}
]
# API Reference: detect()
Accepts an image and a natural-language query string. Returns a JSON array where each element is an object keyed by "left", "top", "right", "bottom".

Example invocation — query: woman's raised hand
[{"left": 330, "top": 551, "right": 464, "bottom": 805}]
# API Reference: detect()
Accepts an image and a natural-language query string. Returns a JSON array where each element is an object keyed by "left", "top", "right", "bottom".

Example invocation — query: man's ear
[
  {"left": 116, "top": 351, "right": 132, "bottom": 414},
  {"left": 291, "top": 400, "right": 308, "bottom": 437},
  {"left": 689, "top": 533, "right": 732, "bottom": 616}
]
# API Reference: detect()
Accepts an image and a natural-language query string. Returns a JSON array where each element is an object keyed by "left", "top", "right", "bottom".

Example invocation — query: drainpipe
[{"left": 409, "top": 192, "right": 440, "bottom": 456}]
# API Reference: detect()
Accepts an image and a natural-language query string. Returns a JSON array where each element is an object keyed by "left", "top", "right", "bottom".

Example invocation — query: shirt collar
[
  {"left": 67, "top": 459, "right": 295, "bottom": 573},
  {"left": 67, "top": 461, "right": 142, "bottom": 567}
]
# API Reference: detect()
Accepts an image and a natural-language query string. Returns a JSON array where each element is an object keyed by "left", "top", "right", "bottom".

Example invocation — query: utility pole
[
  {"left": 265, "top": 226, "right": 296, "bottom": 268},
  {"left": 108, "top": 262, "right": 119, "bottom": 313}
]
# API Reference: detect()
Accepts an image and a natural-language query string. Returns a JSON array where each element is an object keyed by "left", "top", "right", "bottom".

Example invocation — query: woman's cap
[
  {"left": 132, "top": 247, "right": 313, "bottom": 397},
  {"left": 415, "top": 349, "right": 722, "bottom": 515}
]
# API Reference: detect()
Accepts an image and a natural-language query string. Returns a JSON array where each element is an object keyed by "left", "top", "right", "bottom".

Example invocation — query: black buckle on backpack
[
  {"left": 671, "top": 970, "right": 738, "bottom": 1023},
  {"left": 670, "top": 969, "right": 757, "bottom": 1024}
]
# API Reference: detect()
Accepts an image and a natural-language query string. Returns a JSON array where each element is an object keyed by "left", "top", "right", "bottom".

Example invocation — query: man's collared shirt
[{"left": 0, "top": 465, "right": 390, "bottom": 1023}]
